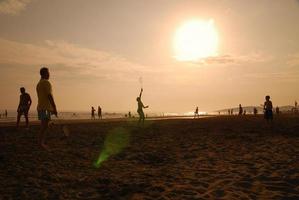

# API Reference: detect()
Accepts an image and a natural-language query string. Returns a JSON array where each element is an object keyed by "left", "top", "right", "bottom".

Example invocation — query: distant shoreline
[{"left": 0, "top": 115, "right": 214, "bottom": 127}]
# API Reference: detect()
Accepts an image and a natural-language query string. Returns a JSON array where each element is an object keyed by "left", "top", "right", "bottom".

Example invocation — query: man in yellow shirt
[{"left": 36, "top": 67, "right": 57, "bottom": 150}]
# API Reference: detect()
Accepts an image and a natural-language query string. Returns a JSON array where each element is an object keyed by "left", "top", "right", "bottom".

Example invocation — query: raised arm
[{"left": 139, "top": 88, "right": 143, "bottom": 98}]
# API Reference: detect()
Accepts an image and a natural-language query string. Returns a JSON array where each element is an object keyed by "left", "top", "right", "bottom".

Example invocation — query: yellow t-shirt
[{"left": 36, "top": 79, "right": 54, "bottom": 111}]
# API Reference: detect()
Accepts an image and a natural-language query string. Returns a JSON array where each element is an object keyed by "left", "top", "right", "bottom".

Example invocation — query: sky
[{"left": 0, "top": 0, "right": 299, "bottom": 113}]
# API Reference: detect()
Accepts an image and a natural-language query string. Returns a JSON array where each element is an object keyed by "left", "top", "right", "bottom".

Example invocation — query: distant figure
[
  {"left": 295, "top": 101, "right": 298, "bottom": 114},
  {"left": 98, "top": 106, "right": 102, "bottom": 119},
  {"left": 295, "top": 101, "right": 298, "bottom": 108},
  {"left": 136, "top": 88, "right": 148, "bottom": 125},
  {"left": 243, "top": 110, "right": 246, "bottom": 115},
  {"left": 91, "top": 107, "right": 96, "bottom": 119},
  {"left": 264, "top": 95, "right": 273, "bottom": 122},
  {"left": 194, "top": 106, "right": 199, "bottom": 118},
  {"left": 276, "top": 106, "right": 280, "bottom": 115},
  {"left": 4, "top": 110, "right": 7, "bottom": 118},
  {"left": 16, "top": 87, "right": 32, "bottom": 128},
  {"left": 231, "top": 109, "right": 234, "bottom": 115},
  {"left": 228, "top": 109, "right": 230, "bottom": 115},
  {"left": 253, "top": 107, "right": 258, "bottom": 115},
  {"left": 128, "top": 111, "right": 131, "bottom": 118},
  {"left": 36, "top": 67, "right": 58, "bottom": 150},
  {"left": 238, "top": 104, "right": 243, "bottom": 115}
]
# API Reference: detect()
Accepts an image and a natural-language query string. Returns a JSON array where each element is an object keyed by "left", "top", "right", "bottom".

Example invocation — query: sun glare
[{"left": 174, "top": 19, "right": 218, "bottom": 61}]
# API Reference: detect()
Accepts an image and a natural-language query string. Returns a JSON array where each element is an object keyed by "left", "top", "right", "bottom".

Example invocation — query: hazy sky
[{"left": 0, "top": 0, "right": 299, "bottom": 113}]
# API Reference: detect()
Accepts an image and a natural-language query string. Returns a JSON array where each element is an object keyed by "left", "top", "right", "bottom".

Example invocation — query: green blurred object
[{"left": 94, "top": 127, "right": 130, "bottom": 168}]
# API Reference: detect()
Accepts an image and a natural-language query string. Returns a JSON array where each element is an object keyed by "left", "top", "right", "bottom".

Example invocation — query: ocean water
[{"left": 0, "top": 110, "right": 209, "bottom": 123}]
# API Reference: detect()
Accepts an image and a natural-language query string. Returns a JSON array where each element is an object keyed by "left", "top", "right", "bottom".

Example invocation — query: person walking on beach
[
  {"left": 295, "top": 101, "right": 298, "bottom": 114},
  {"left": 276, "top": 106, "right": 280, "bottom": 115},
  {"left": 136, "top": 88, "right": 148, "bottom": 125},
  {"left": 4, "top": 110, "right": 7, "bottom": 118},
  {"left": 16, "top": 87, "right": 32, "bottom": 128},
  {"left": 98, "top": 106, "right": 102, "bottom": 119},
  {"left": 36, "top": 67, "right": 58, "bottom": 150},
  {"left": 91, "top": 107, "right": 96, "bottom": 119},
  {"left": 238, "top": 104, "right": 243, "bottom": 115},
  {"left": 264, "top": 95, "right": 273, "bottom": 122},
  {"left": 253, "top": 107, "right": 258, "bottom": 116},
  {"left": 194, "top": 106, "right": 199, "bottom": 118}
]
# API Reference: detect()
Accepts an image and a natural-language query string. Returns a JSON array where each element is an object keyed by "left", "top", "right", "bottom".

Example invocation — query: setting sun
[{"left": 174, "top": 19, "right": 218, "bottom": 61}]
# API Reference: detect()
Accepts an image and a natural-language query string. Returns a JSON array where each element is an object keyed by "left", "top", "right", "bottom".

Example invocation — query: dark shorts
[
  {"left": 18, "top": 106, "right": 29, "bottom": 115},
  {"left": 38, "top": 110, "right": 51, "bottom": 121},
  {"left": 264, "top": 110, "right": 273, "bottom": 120}
]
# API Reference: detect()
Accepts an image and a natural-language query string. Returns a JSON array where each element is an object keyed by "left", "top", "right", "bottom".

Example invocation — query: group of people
[
  {"left": 15, "top": 67, "right": 149, "bottom": 150},
  {"left": 91, "top": 106, "right": 102, "bottom": 119},
  {"left": 237, "top": 96, "right": 273, "bottom": 121},
  {"left": 0, "top": 110, "right": 8, "bottom": 119}
]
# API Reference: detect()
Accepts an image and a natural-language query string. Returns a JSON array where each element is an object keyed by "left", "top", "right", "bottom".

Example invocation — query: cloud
[
  {"left": 287, "top": 53, "right": 299, "bottom": 67},
  {"left": 0, "top": 38, "right": 154, "bottom": 82},
  {"left": 0, "top": 0, "right": 32, "bottom": 15},
  {"left": 187, "top": 52, "right": 272, "bottom": 66}
]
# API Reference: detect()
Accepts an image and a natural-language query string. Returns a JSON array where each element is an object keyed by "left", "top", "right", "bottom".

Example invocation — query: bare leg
[
  {"left": 39, "top": 120, "right": 49, "bottom": 150},
  {"left": 25, "top": 114, "right": 29, "bottom": 128},
  {"left": 16, "top": 113, "right": 21, "bottom": 127}
]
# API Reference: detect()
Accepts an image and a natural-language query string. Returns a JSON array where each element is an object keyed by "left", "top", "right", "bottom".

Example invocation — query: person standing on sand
[
  {"left": 253, "top": 107, "right": 258, "bottom": 116},
  {"left": 91, "top": 106, "right": 96, "bottom": 119},
  {"left": 194, "top": 106, "right": 199, "bottom": 118},
  {"left": 264, "top": 95, "right": 273, "bottom": 122},
  {"left": 136, "top": 88, "right": 148, "bottom": 125},
  {"left": 276, "top": 106, "right": 280, "bottom": 115},
  {"left": 36, "top": 67, "right": 58, "bottom": 150},
  {"left": 98, "top": 106, "right": 102, "bottom": 119},
  {"left": 16, "top": 87, "right": 32, "bottom": 128},
  {"left": 238, "top": 104, "right": 243, "bottom": 115},
  {"left": 5, "top": 110, "right": 7, "bottom": 118}
]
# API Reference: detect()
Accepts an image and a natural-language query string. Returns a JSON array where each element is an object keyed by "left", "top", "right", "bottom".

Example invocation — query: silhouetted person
[
  {"left": 238, "top": 104, "right": 243, "bottom": 115},
  {"left": 194, "top": 106, "right": 199, "bottom": 118},
  {"left": 16, "top": 87, "right": 32, "bottom": 128},
  {"left": 136, "top": 88, "right": 148, "bottom": 125},
  {"left": 4, "top": 110, "right": 7, "bottom": 118},
  {"left": 231, "top": 109, "right": 234, "bottom": 115},
  {"left": 295, "top": 101, "right": 298, "bottom": 114},
  {"left": 228, "top": 109, "right": 230, "bottom": 115},
  {"left": 243, "top": 110, "right": 246, "bottom": 115},
  {"left": 91, "top": 107, "right": 96, "bottom": 119},
  {"left": 128, "top": 111, "right": 131, "bottom": 118},
  {"left": 276, "top": 106, "right": 280, "bottom": 115},
  {"left": 264, "top": 95, "right": 273, "bottom": 122},
  {"left": 36, "top": 67, "right": 58, "bottom": 150},
  {"left": 253, "top": 107, "right": 258, "bottom": 116},
  {"left": 98, "top": 106, "right": 102, "bottom": 119}
]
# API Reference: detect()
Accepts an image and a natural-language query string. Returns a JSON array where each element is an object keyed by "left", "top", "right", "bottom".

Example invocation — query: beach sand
[{"left": 0, "top": 115, "right": 298, "bottom": 199}]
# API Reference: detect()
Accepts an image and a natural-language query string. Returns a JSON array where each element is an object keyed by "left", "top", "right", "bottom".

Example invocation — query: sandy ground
[{"left": 0, "top": 115, "right": 298, "bottom": 200}]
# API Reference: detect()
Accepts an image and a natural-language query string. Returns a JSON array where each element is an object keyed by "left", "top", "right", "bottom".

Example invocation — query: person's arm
[
  {"left": 17, "top": 96, "right": 21, "bottom": 112},
  {"left": 270, "top": 101, "right": 273, "bottom": 110},
  {"left": 48, "top": 94, "right": 57, "bottom": 116},
  {"left": 142, "top": 102, "right": 148, "bottom": 109},
  {"left": 28, "top": 95, "right": 32, "bottom": 107},
  {"left": 139, "top": 88, "right": 143, "bottom": 98}
]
